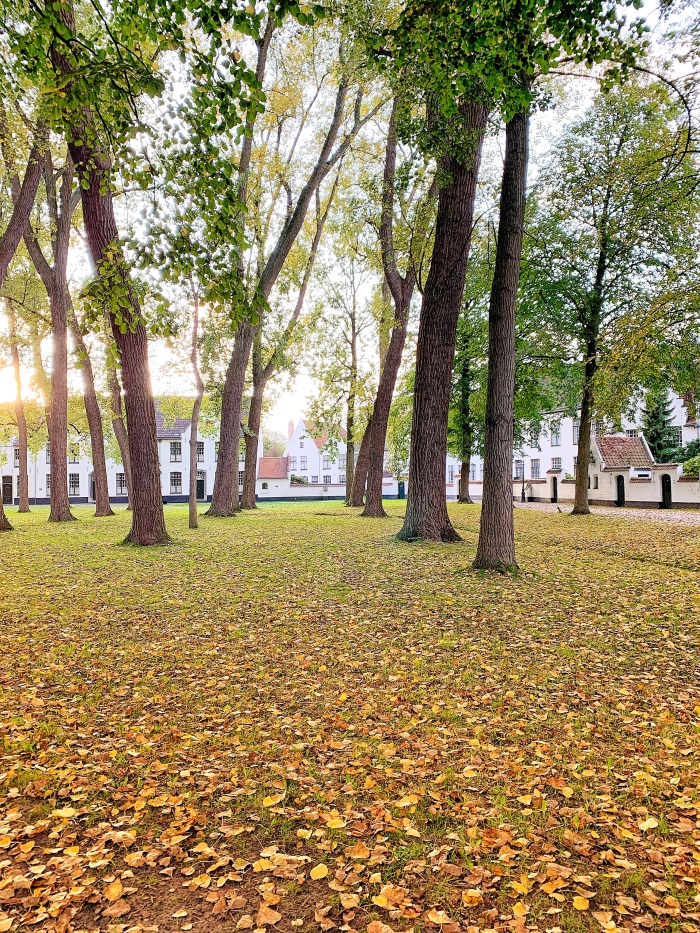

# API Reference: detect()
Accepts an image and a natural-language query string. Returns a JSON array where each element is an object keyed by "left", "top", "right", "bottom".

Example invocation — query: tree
[
  {"left": 5, "top": 304, "right": 30, "bottom": 511},
  {"left": 642, "top": 389, "right": 682, "bottom": 462},
  {"left": 522, "top": 80, "right": 700, "bottom": 517},
  {"left": 361, "top": 97, "right": 436, "bottom": 517}
]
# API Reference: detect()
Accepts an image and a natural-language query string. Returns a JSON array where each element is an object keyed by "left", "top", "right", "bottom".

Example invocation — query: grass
[{"left": 0, "top": 502, "right": 699, "bottom": 933}]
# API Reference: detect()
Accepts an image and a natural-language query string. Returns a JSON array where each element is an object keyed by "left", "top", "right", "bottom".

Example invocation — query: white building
[{"left": 0, "top": 402, "right": 263, "bottom": 507}]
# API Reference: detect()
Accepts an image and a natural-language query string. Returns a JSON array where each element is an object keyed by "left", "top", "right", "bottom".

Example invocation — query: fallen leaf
[
  {"left": 310, "top": 864, "right": 329, "bottom": 880},
  {"left": 104, "top": 879, "right": 123, "bottom": 902}
]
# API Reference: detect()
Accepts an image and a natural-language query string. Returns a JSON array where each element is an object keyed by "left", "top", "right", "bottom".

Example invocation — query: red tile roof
[
  {"left": 258, "top": 457, "right": 288, "bottom": 479},
  {"left": 596, "top": 435, "right": 653, "bottom": 469}
]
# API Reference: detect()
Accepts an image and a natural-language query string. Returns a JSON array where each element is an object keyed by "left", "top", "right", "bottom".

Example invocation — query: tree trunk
[
  {"left": 344, "top": 327, "right": 358, "bottom": 507},
  {"left": 397, "top": 101, "right": 488, "bottom": 542},
  {"left": 0, "top": 137, "right": 44, "bottom": 289},
  {"left": 349, "top": 413, "right": 372, "bottom": 506},
  {"left": 473, "top": 108, "right": 530, "bottom": 571},
  {"left": 241, "top": 383, "right": 264, "bottom": 510},
  {"left": 106, "top": 360, "right": 133, "bottom": 510},
  {"left": 188, "top": 288, "right": 205, "bottom": 529},
  {"left": 363, "top": 309, "right": 409, "bottom": 517},
  {"left": 50, "top": 0, "right": 167, "bottom": 545},
  {"left": 459, "top": 457, "right": 472, "bottom": 503},
  {"left": 48, "top": 283, "right": 75, "bottom": 523},
  {"left": 207, "top": 320, "right": 254, "bottom": 516},
  {"left": 72, "top": 318, "right": 114, "bottom": 517},
  {"left": 572, "top": 347, "right": 597, "bottom": 514},
  {"left": 0, "top": 494, "right": 11, "bottom": 531},
  {"left": 8, "top": 310, "right": 29, "bottom": 512}
]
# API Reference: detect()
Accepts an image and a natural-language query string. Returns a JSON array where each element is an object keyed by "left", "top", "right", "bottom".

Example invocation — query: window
[
  {"left": 68, "top": 445, "right": 80, "bottom": 463},
  {"left": 339, "top": 474, "right": 346, "bottom": 484},
  {"left": 170, "top": 472, "right": 182, "bottom": 494},
  {"left": 594, "top": 475, "right": 599, "bottom": 489},
  {"left": 531, "top": 459, "right": 540, "bottom": 479},
  {"left": 447, "top": 465, "right": 455, "bottom": 483},
  {"left": 530, "top": 429, "right": 540, "bottom": 446},
  {"left": 323, "top": 456, "right": 331, "bottom": 470},
  {"left": 299, "top": 440, "right": 304, "bottom": 449},
  {"left": 69, "top": 473, "right": 80, "bottom": 496},
  {"left": 215, "top": 442, "right": 219, "bottom": 461},
  {"left": 323, "top": 474, "right": 331, "bottom": 484},
  {"left": 289, "top": 457, "right": 297, "bottom": 471},
  {"left": 170, "top": 441, "right": 182, "bottom": 462},
  {"left": 238, "top": 470, "right": 245, "bottom": 486},
  {"left": 13, "top": 448, "right": 19, "bottom": 467},
  {"left": 515, "top": 460, "right": 524, "bottom": 479},
  {"left": 551, "top": 423, "right": 561, "bottom": 446},
  {"left": 300, "top": 456, "right": 307, "bottom": 470},
  {"left": 573, "top": 419, "right": 580, "bottom": 445},
  {"left": 116, "top": 473, "right": 127, "bottom": 495},
  {"left": 470, "top": 463, "right": 476, "bottom": 480},
  {"left": 46, "top": 444, "right": 51, "bottom": 464},
  {"left": 670, "top": 426, "right": 682, "bottom": 447},
  {"left": 551, "top": 457, "right": 562, "bottom": 471},
  {"left": 625, "top": 428, "right": 638, "bottom": 439},
  {"left": 311, "top": 475, "right": 318, "bottom": 484},
  {"left": 594, "top": 419, "right": 606, "bottom": 436},
  {"left": 46, "top": 473, "right": 51, "bottom": 494},
  {"left": 262, "top": 482, "right": 268, "bottom": 490},
  {"left": 339, "top": 455, "right": 347, "bottom": 470},
  {"left": 196, "top": 440, "right": 205, "bottom": 461},
  {"left": 573, "top": 456, "right": 578, "bottom": 470}
]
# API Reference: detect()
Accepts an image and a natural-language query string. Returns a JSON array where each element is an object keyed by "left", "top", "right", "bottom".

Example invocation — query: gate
[
  {"left": 616, "top": 475, "right": 625, "bottom": 507},
  {"left": 661, "top": 473, "right": 672, "bottom": 509}
]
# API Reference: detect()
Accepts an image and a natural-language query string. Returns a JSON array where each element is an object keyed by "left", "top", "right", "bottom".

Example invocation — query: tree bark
[
  {"left": 71, "top": 316, "right": 114, "bottom": 516},
  {"left": 397, "top": 101, "right": 488, "bottom": 542},
  {"left": 572, "top": 345, "right": 597, "bottom": 514},
  {"left": 349, "top": 413, "right": 372, "bottom": 506},
  {"left": 106, "top": 360, "right": 133, "bottom": 509},
  {"left": 50, "top": 0, "right": 167, "bottom": 545},
  {"left": 0, "top": 493, "right": 11, "bottom": 531},
  {"left": 459, "top": 457, "right": 472, "bottom": 503},
  {"left": 473, "top": 108, "right": 530, "bottom": 571},
  {"left": 0, "top": 137, "right": 44, "bottom": 289},
  {"left": 7, "top": 309, "right": 29, "bottom": 512},
  {"left": 188, "top": 288, "right": 205, "bottom": 528},
  {"left": 240, "top": 380, "right": 263, "bottom": 510},
  {"left": 48, "top": 282, "right": 75, "bottom": 522}
]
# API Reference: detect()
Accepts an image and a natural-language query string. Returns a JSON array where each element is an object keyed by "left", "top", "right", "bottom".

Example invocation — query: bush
[
  {"left": 679, "top": 439, "right": 700, "bottom": 462},
  {"left": 290, "top": 474, "right": 309, "bottom": 485},
  {"left": 682, "top": 455, "right": 700, "bottom": 477}
]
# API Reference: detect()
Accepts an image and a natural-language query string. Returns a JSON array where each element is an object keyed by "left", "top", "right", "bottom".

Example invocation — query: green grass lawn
[{"left": 1, "top": 503, "right": 699, "bottom": 933}]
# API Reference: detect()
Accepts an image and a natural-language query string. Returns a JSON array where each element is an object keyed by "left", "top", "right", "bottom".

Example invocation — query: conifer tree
[{"left": 642, "top": 389, "right": 681, "bottom": 462}]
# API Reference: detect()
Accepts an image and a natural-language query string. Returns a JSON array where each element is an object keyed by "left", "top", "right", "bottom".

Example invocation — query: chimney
[{"left": 288, "top": 419, "right": 295, "bottom": 440}]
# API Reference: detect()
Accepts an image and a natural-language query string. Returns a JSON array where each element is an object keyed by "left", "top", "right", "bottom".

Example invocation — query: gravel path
[{"left": 514, "top": 499, "right": 700, "bottom": 526}]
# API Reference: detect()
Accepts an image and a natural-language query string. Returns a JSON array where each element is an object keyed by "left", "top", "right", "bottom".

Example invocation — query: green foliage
[
  {"left": 682, "top": 454, "right": 700, "bottom": 476},
  {"left": 679, "top": 438, "right": 700, "bottom": 463},
  {"left": 642, "top": 389, "right": 682, "bottom": 462}
]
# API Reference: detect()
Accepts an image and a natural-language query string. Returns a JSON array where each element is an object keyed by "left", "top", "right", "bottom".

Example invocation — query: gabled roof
[
  {"left": 298, "top": 418, "right": 347, "bottom": 450},
  {"left": 596, "top": 435, "right": 653, "bottom": 470},
  {"left": 258, "top": 457, "right": 288, "bottom": 479},
  {"left": 155, "top": 404, "right": 191, "bottom": 439}
]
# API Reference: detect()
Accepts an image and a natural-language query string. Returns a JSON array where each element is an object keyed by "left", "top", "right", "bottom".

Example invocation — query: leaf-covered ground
[{"left": 1, "top": 503, "right": 699, "bottom": 933}]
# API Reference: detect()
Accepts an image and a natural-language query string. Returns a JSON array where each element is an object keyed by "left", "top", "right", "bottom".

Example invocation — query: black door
[
  {"left": 1, "top": 476, "right": 12, "bottom": 504},
  {"left": 616, "top": 474, "right": 625, "bottom": 507},
  {"left": 661, "top": 473, "right": 672, "bottom": 509},
  {"left": 90, "top": 476, "right": 96, "bottom": 501},
  {"left": 551, "top": 476, "right": 558, "bottom": 503},
  {"left": 196, "top": 477, "right": 205, "bottom": 501},
  {"left": 398, "top": 481, "right": 405, "bottom": 500}
]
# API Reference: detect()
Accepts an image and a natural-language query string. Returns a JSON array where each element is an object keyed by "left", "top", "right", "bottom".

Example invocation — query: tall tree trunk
[
  {"left": 459, "top": 456, "right": 472, "bottom": 503},
  {"left": 572, "top": 345, "right": 597, "bottom": 514},
  {"left": 241, "top": 382, "right": 264, "bottom": 510},
  {"left": 344, "top": 323, "right": 358, "bottom": 507},
  {"left": 106, "top": 361, "right": 133, "bottom": 510},
  {"left": 0, "top": 136, "right": 44, "bottom": 289},
  {"left": 207, "top": 321, "right": 253, "bottom": 516},
  {"left": 51, "top": 0, "right": 167, "bottom": 545},
  {"left": 363, "top": 312, "right": 409, "bottom": 517},
  {"left": 473, "top": 108, "right": 530, "bottom": 571},
  {"left": 397, "top": 101, "right": 488, "bottom": 542},
  {"left": 71, "top": 317, "right": 113, "bottom": 516},
  {"left": 188, "top": 287, "right": 205, "bottom": 529},
  {"left": 8, "top": 309, "right": 29, "bottom": 512},
  {"left": 349, "top": 414, "right": 372, "bottom": 506},
  {"left": 48, "top": 283, "right": 75, "bottom": 522}
]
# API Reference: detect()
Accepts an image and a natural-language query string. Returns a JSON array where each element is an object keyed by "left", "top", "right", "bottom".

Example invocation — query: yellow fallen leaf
[
  {"left": 104, "top": 878, "right": 123, "bottom": 902},
  {"left": 396, "top": 794, "right": 419, "bottom": 808},
  {"left": 345, "top": 841, "right": 370, "bottom": 859},
  {"left": 19, "top": 841, "right": 34, "bottom": 853},
  {"left": 52, "top": 807, "right": 77, "bottom": 819},
  {"left": 573, "top": 896, "right": 590, "bottom": 911},
  {"left": 253, "top": 859, "right": 272, "bottom": 871},
  {"left": 462, "top": 889, "right": 483, "bottom": 906},
  {"left": 172, "top": 910, "right": 188, "bottom": 918},
  {"left": 638, "top": 817, "right": 658, "bottom": 831},
  {"left": 193, "top": 873, "right": 211, "bottom": 888},
  {"left": 561, "top": 786, "right": 574, "bottom": 798},
  {"left": 0, "top": 837, "right": 10, "bottom": 849},
  {"left": 297, "top": 829, "right": 312, "bottom": 840},
  {"left": 262, "top": 793, "right": 285, "bottom": 807},
  {"left": 63, "top": 845, "right": 79, "bottom": 856},
  {"left": 427, "top": 909, "right": 451, "bottom": 925},
  {"left": 310, "top": 864, "right": 328, "bottom": 880},
  {"left": 326, "top": 818, "right": 347, "bottom": 829},
  {"left": 257, "top": 904, "right": 282, "bottom": 926},
  {"left": 0, "top": 919, "right": 11, "bottom": 932},
  {"left": 513, "top": 902, "right": 529, "bottom": 918},
  {"left": 372, "top": 895, "right": 389, "bottom": 908}
]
